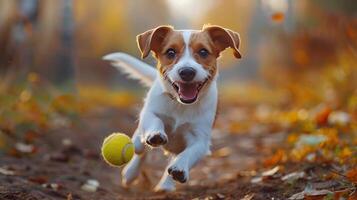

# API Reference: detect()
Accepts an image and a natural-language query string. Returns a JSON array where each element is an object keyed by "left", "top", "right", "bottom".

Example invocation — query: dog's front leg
[
  {"left": 167, "top": 133, "right": 210, "bottom": 183},
  {"left": 122, "top": 129, "right": 147, "bottom": 186},
  {"left": 154, "top": 157, "right": 176, "bottom": 192},
  {"left": 121, "top": 151, "right": 146, "bottom": 186},
  {"left": 139, "top": 111, "right": 167, "bottom": 147}
]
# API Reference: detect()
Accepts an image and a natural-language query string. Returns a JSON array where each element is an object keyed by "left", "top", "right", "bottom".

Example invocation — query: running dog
[{"left": 103, "top": 25, "right": 241, "bottom": 191}]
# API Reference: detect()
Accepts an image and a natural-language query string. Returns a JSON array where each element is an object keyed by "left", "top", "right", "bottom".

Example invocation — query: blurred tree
[
  {"left": 313, "top": 0, "right": 357, "bottom": 15},
  {"left": 0, "top": 0, "right": 39, "bottom": 77},
  {"left": 0, "top": 0, "right": 75, "bottom": 89},
  {"left": 55, "top": 0, "right": 75, "bottom": 87}
]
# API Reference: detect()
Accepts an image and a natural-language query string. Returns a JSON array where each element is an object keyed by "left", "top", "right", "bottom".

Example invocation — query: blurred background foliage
[{"left": 0, "top": 0, "right": 356, "bottom": 166}]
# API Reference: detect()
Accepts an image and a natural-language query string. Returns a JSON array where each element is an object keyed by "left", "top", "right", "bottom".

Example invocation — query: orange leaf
[
  {"left": 315, "top": 107, "right": 332, "bottom": 126},
  {"left": 346, "top": 168, "right": 357, "bottom": 183},
  {"left": 263, "top": 149, "right": 285, "bottom": 167},
  {"left": 271, "top": 12, "right": 285, "bottom": 23}
]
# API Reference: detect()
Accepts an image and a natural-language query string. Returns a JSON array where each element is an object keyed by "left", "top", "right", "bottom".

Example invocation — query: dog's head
[{"left": 137, "top": 25, "right": 242, "bottom": 105}]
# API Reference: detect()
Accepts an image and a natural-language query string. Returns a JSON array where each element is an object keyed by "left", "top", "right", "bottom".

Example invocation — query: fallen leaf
[
  {"left": 240, "top": 193, "right": 255, "bottom": 200},
  {"left": 328, "top": 111, "right": 350, "bottom": 126},
  {"left": 213, "top": 147, "right": 232, "bottom": 157},
  {"left": 271, "top": 12, "right": 285, "bottom": 23},
  {"left": 288, "top": 185, "right": 333, "bottom": 200},
  {"left": 42, "top": 183, "right": 61, "bottom": 191},
  {"left": 0, "top": 167, "right": 15, "bottom": 176},
  {"left": 28, "top": 176, "right": 48, "bottom": 184},
  {"left": 346, "top": 168, "right": 357, "bottom": 183},
  {"left": 281, "top": 171, "right": 305, "bottom": 182},
  {"left": 262, "top": 166, "right": 280, "bottom": 177},
  {"left": 216, "top": 193, "right": 225, "bottom": 199},
  {"left": 263, "top": 149, "right": 286, "bottom": 167},
  {"left": 15, "top": 142, "right": 36, "bottom": 153},
  {"left": 348, "top": 191, "right": 357, "bottom": 200},
  {"left": 288, "top": 191, "right": 305, "bottom": 200},
  {"left": 81, "top": 179, "right": 100, "bottom": 192},
  {"left": 62, "top": 138, "right": 72, "bottom": 146},
  {"left": 251, "top": 176, "right": 263, "bottom": 184},
  {"left": 314, "top": 106, "right": 332, "bottom": 126},
  {"left": 305, "top": 189, "right": 333, "bottom": 198}
]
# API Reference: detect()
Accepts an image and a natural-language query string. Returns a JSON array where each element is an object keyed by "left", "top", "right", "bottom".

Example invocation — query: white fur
[
  {"left": 167, "top": 31, "right": 209, "bottom": 83},
  {"left": 104, "top": 30, "right": 218, "bottom": 191},
  {"left": 103, "top": 52, "right": 156, "bottom": 87}
]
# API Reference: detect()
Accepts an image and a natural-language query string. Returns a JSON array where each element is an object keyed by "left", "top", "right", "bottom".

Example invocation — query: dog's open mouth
[{"left": 171, "top": 80, "right": 207, "bottom": 104}]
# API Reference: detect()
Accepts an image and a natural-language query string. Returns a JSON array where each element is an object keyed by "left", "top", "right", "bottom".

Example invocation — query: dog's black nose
[{"left": 178, "top": 67, "right": 196, "bottom": 82}]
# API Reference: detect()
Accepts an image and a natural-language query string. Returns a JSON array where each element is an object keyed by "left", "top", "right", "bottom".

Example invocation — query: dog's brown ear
[
  {"left": 137, "top": 25, "right": 173, "bottom": 59},
  {"left": 203, "top": 25, "right": 242, "bottom": 59}
]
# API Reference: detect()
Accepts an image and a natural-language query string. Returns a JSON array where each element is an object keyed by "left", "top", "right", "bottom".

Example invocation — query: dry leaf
[
  {"left": 81, "top": 179, "right": 100, "bottom": 192},
  {"left": 346, "top": 168, "right": 357, "bottom": 183},
  {"left": 288, "top": 185, "right": 333, "bottom": 200},
  {"left": 216, "top": 193, "right": 225, "bottom": 199},
  {"left": 15, "top": 142, "right": 35, "bottom": 153},
  {"left": 42, "top": 183, "right": 61, "bottom": 191},
  {"left": 28, "top": 176, "right": 48, "bottom": 184},
  {"left": 263, "top": 149, "right": 286, "bottom": 167},
  {"left": 262, "top": 166, "right": 280, "bottom": 177},
  {"left": 282, "top": 171, "right": 306, "bottom": 182},
  {"left": 328, "top": 111, "right": 350, "bottom": 126},
  {"left": 271, "top": 12, "right": 285, "bottom": 23},
  {"left": 0, "top": 167, "right": 15, "bottom": 176},
  {"left": 251, "top": 177, "right": 263, "bottom": 184},
  {"left": 213, "top": 147, "right": 232, "bottom": 157},
  {"left": 314, "top": 106, "right": 332, "bottom": 126},
  {"left": 240, "top": 193, "right": 255, "bottom": 200}
]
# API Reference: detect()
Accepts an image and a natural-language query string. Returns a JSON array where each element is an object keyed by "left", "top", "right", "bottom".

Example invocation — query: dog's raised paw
[
  {"left": 168, "top": 166, "right": 187, "bottom": 183},
  {"left": 146, "top": 133, "right": 167, "bottom": 147}
]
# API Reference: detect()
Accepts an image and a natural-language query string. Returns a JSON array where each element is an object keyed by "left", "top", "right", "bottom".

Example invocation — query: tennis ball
[{"left": 101, "top": 133, "right": 134, "bottom": 167}]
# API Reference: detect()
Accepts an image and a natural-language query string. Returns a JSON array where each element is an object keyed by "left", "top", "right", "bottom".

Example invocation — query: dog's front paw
[
  {"left": 146, "top": 132, "right": 168, "bottom": 147},
  {"left": 168, "top": 165, "right": 188, "bottom": 183}
]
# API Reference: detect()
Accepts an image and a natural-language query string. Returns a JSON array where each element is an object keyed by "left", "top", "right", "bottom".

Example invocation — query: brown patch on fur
[
  {"left": 137, "top": 25, "right": 241, "bottom": 80},
  {"left": 137, "top": 25, "right": 174, "bottom": 59},
  {"left": 136, "top": 26, "right": 185, "bottom": 78},
  {"left": 202, "top": 25, "right": 242, "bottom": 59},
  {"left": 156, "top": 31, "right": 185, "bottom": 77},
  {"left": 190, "top": 31, "right": 219, "bottom": 78}
]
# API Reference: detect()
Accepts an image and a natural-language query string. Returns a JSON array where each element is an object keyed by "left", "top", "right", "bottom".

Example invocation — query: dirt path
[{"left": 0, "top": 106, "right": 354, "bottom": 200}]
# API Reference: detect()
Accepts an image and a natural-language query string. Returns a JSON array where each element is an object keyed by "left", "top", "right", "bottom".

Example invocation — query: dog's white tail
[{"left": 103, "top": 52, "right": 156, "bottom": 87}]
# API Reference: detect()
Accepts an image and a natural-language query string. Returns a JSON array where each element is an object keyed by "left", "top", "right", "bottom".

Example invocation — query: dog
[{"left": 103, "top": 25, "right": 241, "bottom": 191}]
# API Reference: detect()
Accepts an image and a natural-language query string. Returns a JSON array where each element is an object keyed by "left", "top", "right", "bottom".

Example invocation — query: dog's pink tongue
[{"left": 178, "top": 83, "right": 197, "bottom": 100}]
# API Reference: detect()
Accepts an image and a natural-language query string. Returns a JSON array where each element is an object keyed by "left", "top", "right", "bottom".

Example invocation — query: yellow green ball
[{"left": 101, "top": 133, "right": 134, "bottom": 167}]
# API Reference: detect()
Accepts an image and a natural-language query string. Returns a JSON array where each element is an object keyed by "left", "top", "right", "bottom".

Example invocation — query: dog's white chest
[{"left": 141, "top": 80, "right": 218, "bottom": 154}]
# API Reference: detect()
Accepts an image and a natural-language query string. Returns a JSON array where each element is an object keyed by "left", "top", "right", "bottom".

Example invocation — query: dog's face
[{"left": 137, "top": 25, "right": 241, "bottom": 105}]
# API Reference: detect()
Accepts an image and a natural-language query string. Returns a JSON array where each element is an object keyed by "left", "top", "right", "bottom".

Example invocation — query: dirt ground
[{"left": 0, "top": 105, "right": 355, "bottom": 200}]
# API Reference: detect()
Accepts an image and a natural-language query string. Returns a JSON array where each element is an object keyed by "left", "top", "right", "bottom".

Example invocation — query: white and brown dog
[{"left": 103, "top": 25, "right": 241, "bottom": 191}]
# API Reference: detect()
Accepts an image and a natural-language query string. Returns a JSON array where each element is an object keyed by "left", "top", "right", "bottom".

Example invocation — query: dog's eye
[
  {"left": 165, "top": 48, "right": 176, "bottom": 59},
  {"left": 198, "top": 48, "right": 209, "bottom": 58}
]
